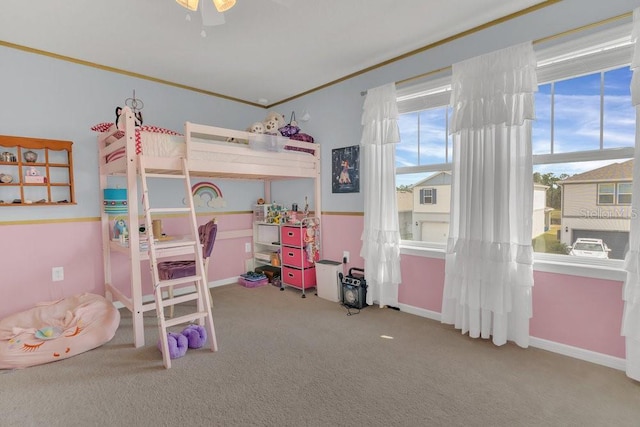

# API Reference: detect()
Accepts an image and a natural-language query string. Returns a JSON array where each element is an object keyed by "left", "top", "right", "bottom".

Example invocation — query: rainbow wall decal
[{"left": 190, "top": 182, "right": 227, "bottom": 209}]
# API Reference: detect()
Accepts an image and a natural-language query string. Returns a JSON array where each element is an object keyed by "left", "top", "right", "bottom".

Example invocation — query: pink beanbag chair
[{"left": 0, "top": 293, "right": 120, "bottom": 369}]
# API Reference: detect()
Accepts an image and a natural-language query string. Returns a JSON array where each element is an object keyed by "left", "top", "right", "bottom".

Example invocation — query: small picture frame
[{"left": 332, "top": 145, "right": 360, "bottom": 193}]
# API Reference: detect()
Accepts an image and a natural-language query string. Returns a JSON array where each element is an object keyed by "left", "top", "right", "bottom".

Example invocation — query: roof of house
[
  {"left": 413, "top": 171, "right": 452, "bottom": 187},
  {"left": 561, "top": 159, "right": 633, "bottom": 184}
]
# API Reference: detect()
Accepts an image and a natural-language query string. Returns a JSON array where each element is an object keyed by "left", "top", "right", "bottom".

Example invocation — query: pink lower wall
[
  {"left": 530, "top": 271, "right": 625, "bottom": 357},
  {"left": 323, "top": 214, "right": 626, "bottom": 359},
  {"left": 1, "top": 221, "right": 104, "bottom": 318},
  {"left": 398, "top": 255, "right": 445, "bottom": 313},
  {"left": 1, "top": 213, "right": 627, "bottom": 360},
  {"left": 0, "top": 214, "right": 254, "bottom": 320},
  {"left": 319, "top": 214, "right": 364, "bottom": 274}
]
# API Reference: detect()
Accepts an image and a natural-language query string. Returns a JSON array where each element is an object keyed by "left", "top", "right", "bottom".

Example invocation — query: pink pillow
[{"left": 90, "top": 122, "right": 114, "bottom": 133}]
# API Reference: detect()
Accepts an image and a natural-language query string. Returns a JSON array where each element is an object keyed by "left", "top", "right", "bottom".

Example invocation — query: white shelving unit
[
  {"left": 252, "top": 203, "right": 281, "bottom": 271},
  {"left": 253, "top": 222, "right": 281, "bottom": 269}
]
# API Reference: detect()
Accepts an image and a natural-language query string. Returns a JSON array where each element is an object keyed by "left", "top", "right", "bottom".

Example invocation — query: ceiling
[{"left": 0, "top": 0, "right": 549, "bottom": 107}]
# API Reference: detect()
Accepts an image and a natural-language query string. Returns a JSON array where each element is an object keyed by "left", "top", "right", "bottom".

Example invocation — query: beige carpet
[{"left": 2, "top": 283, "right": 640, "bottom": 427}]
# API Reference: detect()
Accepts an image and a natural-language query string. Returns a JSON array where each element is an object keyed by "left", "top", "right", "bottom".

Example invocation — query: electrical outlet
[
  {"left": 52, "top": 267, "right": 64, "bottom": 282},
  {"left": 343, "top": 251, "right": 350, "bottom": 263},
  {"left": 245, "top": 242, "right": 252, "bottom": 253}
]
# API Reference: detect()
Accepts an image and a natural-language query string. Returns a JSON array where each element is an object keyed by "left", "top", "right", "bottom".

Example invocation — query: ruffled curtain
[
  {"left": 360, "top": 83, "right": 402, "bottom": 307},
  {"left": 442, "top": 42, "right": 537, "bottom": 347},
  {"left": 622, "top": 7, "right": 640, "bottom": 381}
]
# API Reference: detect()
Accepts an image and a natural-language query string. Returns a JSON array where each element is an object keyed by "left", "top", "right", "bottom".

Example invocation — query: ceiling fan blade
[{"left": 201, "top": 0, "right": 226, "bottom": 26}]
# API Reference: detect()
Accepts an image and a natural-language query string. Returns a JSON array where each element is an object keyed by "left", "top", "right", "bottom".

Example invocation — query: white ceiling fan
[{"left": 177, "top": 0, "right": 294, "bottom": 30}]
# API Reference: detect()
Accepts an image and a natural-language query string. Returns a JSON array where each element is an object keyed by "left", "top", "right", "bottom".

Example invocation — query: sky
[{"left": 396, "top": 65, "right": 635, "bottom": 187}]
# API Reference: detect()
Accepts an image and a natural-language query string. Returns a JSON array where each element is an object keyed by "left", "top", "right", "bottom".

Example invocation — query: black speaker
[{"left": 341, "top": 268, "right": 367, "bottom": 309}]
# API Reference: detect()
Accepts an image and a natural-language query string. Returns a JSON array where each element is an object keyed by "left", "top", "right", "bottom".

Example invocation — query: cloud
[{"left": 192, "top": 194, "right": 227, "bottom": 209}]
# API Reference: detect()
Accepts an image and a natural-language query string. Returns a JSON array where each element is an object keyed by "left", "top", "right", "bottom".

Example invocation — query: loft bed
[{"left": 96, "top": 107, "right": 321, "bottom": 347}]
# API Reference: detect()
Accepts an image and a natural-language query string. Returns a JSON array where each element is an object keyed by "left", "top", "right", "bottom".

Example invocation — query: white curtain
[
  {"left": 360, "top": 82, "right": 402, "bottom": 307},
  {"left": 623, "top": 6, "right": 640, "bottom": 381},
  {"left": 441, "top": 42, "right": 537, "bottom": 347}
]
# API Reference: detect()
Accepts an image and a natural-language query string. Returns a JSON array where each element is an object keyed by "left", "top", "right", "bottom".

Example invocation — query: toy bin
[{"left": 238, "top": 276, "right": 269, "bottom": 288}]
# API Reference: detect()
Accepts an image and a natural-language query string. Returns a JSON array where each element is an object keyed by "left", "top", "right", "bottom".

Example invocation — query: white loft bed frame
[{"left": 97, "top": 107, "right": 321, "bottom": 347}]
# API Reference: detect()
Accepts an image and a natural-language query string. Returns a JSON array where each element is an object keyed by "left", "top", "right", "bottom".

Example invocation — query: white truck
[{"left": 568, "top": 238, "right": 611, "bottom": 259}]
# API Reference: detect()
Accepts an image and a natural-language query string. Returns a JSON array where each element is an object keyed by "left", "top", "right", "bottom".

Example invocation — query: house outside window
[{"left": 558, "top": 161, "right": 633, "bottom": 259}]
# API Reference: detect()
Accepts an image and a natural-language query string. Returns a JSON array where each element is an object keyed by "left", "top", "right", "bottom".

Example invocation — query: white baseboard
[
  {"left": 528, "top": 336, "right": 626, "bottom": 371},
  {"left": 398, "top": 303, "right": 626, "bottom": 372},
  {"left": 398, "top": 303, "right": 441, "bottom": 321}
]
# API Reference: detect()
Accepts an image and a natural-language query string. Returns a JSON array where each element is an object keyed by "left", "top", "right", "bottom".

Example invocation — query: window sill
[
  {"left": 400, "top": 242, "right": 446, "bottom": 259},
  {"left": 533, "top": 253, "right": 625, "bottom": 281},
  {"left": 400, "top": 242, "right": 626, "bottom": 282}
]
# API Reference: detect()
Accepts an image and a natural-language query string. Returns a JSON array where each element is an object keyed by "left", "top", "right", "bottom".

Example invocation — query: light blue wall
[
  {"left": 274, "top": 0, "right": 640, "bottom": 212},
  {"left": 1, "top": 0, "right": 638, "bottom": 220},
  {"left": 0, "top": 46, "right": 266, "bottom": 221}
]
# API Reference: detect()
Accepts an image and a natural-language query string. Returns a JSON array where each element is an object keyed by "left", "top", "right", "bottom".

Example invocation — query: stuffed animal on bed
[
  {"left": 115, "top": 106, "right": 143, "bottom": 131},
  {"left": 263, "top": 112, "right": 286, "bottom": 135},
  {"left": 247, "top": 121, "right": 265, "bottom": 134}
]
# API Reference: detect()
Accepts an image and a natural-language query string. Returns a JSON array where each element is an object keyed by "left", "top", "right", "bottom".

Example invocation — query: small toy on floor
[
  {"left": 157, "top": 324, "right": 208, "bottom": 359},
  {"left": 182, "top": 324, "right": 207, "bottom": 349},
  {"left": 158, "top": 332, "right": 188, "bottom": 359}
]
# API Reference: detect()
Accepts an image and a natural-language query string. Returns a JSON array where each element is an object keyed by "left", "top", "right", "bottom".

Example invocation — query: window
[
  {"left": 396, "top": 77, "right": 453, "bottom": 245},
  {"left": 618, "top": 182, "right": 632, "bottom": 204},
  {"left": 596, "top": 182, "right": 632, "bottom": 205},
  {"left": 396, "top": 21, "right": 636, "bottom": 260},
  {"left": 533, "top": 64, "right": 635, "bottom": 261},
  {"left": 598, "top": 183, "right": 615, "bottom": 205},
  {"left": 420, "top": 188, "right": 437, "bottom": 204}
]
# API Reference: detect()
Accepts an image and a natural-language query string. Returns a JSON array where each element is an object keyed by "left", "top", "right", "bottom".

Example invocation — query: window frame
[
  {"left": 396, "top": 20, "right": 635, "bottom": 278},
  {"left": 598, "top": 183, "right": 616, "bottom": 205},
  {"left": 420, "top": 188, "right": 437, "bottom": 205},
  {"left": 617, "top": 182, "right": 632, "bottom": 205}
]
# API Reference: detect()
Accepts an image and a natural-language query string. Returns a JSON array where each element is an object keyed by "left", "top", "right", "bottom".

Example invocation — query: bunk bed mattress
[
  {"left": 96, "top": 124, "right": 317, "bottom": 163},
  {"left": 105, "top": 127, "right": 185, "bottom": 163}
]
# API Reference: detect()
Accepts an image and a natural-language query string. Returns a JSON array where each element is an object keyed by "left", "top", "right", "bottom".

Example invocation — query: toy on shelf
[
  {"left": 266, "top": 202, "right": 289, "bottom": 224},
  {"left": 303, "top": 217, "right": 321, "bottom": 263},
  {"left": 24, "top": 166, "right": 46, "bottom": 184},
  {"left": 112, "top": 218, "right": 129, "bottom": 243}
]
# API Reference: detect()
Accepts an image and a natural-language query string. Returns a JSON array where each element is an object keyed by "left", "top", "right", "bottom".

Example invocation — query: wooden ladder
[{"left": 139, "top": 156, "right": 218, "bottom": 369}]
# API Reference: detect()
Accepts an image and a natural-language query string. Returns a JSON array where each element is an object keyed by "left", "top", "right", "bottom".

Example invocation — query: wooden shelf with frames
[{"left": 0, "top": 135, "right": 75, "bottom": 206}]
